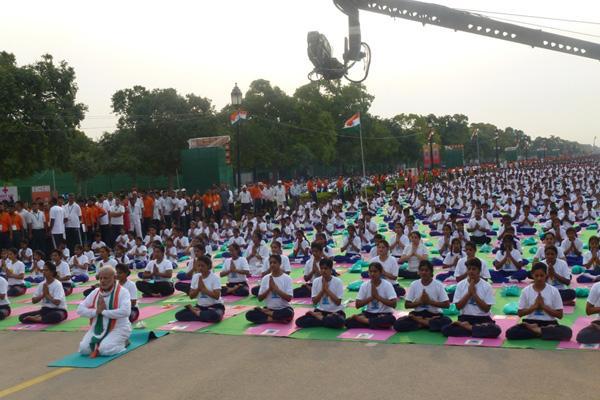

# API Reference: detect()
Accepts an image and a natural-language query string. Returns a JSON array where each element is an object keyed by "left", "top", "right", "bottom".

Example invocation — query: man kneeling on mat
[
  {"left": 505, "top": 262, "right": 572, "bottom": 341},
  {"left": 394, "top": 260, "right": 451, "bottom": 333},
  {"left": 175, "top": 255, "right": 225, "bottom": 323},
  {"left": 442, "top": 258, "right": 501, "bottom": 338},
  {"left": 77, "top": 266, "right": 132, "bottom": 357},
  {"left": 296, "top": 258, "right": 346, "bottom": 329},
  {"left": 245, "top": 254, "right": 294, "bottom": 324}
]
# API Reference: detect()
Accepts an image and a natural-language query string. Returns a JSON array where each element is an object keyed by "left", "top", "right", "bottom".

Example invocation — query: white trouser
[{"left": 79, "top": 326, "right": 131, "bottom": 356}]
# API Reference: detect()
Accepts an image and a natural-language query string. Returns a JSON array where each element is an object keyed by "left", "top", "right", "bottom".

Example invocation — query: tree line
[{"left": 1, "top": 52, "right": 593, "bottom": 187}]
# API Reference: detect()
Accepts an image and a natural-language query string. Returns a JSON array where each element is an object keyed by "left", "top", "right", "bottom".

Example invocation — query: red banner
[
  {"left": 432, "top": 143, "right": 441, "bottom": 165},
  {"left": 423, "top": 145, "right": 431, "bottom": 169}
]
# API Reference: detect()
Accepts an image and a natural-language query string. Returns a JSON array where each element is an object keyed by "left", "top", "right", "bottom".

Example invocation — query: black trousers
[
  {"left": 18, "top": 307, "right": 67, "bottom": 324},
  {"left": 296, "top": 310, "right": 346, "bottom": 329},
  {"left": 506, "top": 319, "right": 572, "bottom": 341},
  {"left": 31, "top": 229, "right": 46, "bottom": 253},
  {"left": 135, "top": 280, "right": 174, "bottom": 297},
  {"left": 246, "top": 306, "right": 294, "bottom": 324},
  {"left": 65, "top": 227, "right": 82, "bottom": 252},
  {"left": 441, "top": 315, "right": 502, "bottom": 338},
  {"left": 175, "top": 304, "right": 225, "bottom": 323}
]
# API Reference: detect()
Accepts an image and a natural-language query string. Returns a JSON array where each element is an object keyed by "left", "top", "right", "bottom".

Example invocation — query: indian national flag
[
  {"left": 343, "top": 113, "right": 361, "bottom": 129},
  {"left": 230, "top": 110, "right": 248, "bottom": 125}
]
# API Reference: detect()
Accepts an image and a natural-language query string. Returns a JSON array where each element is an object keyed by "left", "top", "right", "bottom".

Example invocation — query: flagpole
[{"left": 358, "top": 112, "right": 368, "bottom": 200}]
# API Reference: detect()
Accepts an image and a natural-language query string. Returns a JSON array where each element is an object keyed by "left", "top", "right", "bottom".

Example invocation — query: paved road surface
[{"left": 0, "top": 331, "right": 598, "bottom": 400}]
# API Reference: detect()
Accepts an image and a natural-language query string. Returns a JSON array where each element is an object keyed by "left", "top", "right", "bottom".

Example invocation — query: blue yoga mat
[{"left": 48, "top": 330, "right": 168, "bottom": 368}]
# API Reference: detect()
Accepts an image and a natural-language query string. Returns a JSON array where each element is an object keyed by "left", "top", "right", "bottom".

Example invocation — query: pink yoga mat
[
  {"left": 563, "top": 305, "right": 575, "bottom": 314},
  {"left": 558, "top": 317, "right": 600, "bottom": 350},
  {"left": 137, "top": 296, "right": 169, "bottom": 304},
  {"left": 66, "top": 300, "right": 83, "bottom": 305},
  {"left": 11, "top": 305, "right": 39, "bottom": 316},
  {"left": 290, "top": 298, "right": 313, "bottom": 305},
  {"left": 221, "top": 295, "right": 246, "bottom": 303},
  {"left": 8, "top": 310, "right": 79, "bottom": 331},
  {"left": 338, "top": 328, "right": 396, "bottom": 341},
  {"left": 292, "top": 277, "right": 305, "bottom": 284},
  {"left": 138, "top": 305, "right": 174, "bottom": 320},
  {"left": 244, "top": 308, "right": 310, "bottom": 337},
  {"left": 445, "top": 316, "right": 518, "bottom": 348}
]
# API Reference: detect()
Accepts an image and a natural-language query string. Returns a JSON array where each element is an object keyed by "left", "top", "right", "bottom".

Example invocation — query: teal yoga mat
[{"left": 48, "top": 330, "right": 168, "bottom": 368}]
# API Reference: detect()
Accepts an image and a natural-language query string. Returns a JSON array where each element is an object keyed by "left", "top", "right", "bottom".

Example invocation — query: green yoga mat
[{"left": 48, "top": 330, "right": 168, "bottom": 368}]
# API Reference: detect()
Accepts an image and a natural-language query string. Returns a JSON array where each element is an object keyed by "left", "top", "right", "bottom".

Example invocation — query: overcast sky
[{"left": 3, "top": 0, "right": 600, "bottom": 144}]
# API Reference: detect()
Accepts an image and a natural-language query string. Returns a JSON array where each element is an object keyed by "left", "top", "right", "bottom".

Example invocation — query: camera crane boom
[{"left": 308, "top": 0, "right": 600, "bottom": 82}]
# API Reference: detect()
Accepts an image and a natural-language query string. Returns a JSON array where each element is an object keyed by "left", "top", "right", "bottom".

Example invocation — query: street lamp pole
[
  {"left": 495, "top": 129, "right": 500, "bottom": 168},
  {"left": 427, "top": 121, "right": 434, "bottom": 172},
  {"left": 231, "top": 83, "right": 243, "bottom": 190}
]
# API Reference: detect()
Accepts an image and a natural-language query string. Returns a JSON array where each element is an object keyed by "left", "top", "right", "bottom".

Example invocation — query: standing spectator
[
  {"left": 63, "top": 193, "right": 82, "bottom": 251},
  {"left": 274, "top": 181, "right": 287, "bottom": 208},
  {"left": 239, "top": 185, "right": 252, "bottom": 217},
  {"left": 142, "top": 192, "right": 154, "bottom": 236},
  {"left": 49, "top": 197, "right": 66, "bottom": 250},
  {"left": 29, "top": 201, "right": 47, "bottom": 253},
  {"left": 109, "top": 197, "right": 125, "bottom": 248}
]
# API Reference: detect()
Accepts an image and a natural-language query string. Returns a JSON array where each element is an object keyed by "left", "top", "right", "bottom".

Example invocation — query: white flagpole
[{"left": 358, "top": 112, "right": 368, "bottom": 200}]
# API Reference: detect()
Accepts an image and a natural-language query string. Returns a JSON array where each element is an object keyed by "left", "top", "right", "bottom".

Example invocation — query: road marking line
[{"left": 0, "top": 368, "right": 73, "bottom": 398}]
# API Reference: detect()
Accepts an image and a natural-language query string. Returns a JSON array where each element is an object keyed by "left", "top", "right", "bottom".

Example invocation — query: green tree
[{"left": 0, "top": 52, "right": 87, "bottom": 179}]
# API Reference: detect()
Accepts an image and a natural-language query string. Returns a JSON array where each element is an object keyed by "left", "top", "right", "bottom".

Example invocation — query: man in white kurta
[{"left": 77, "top": 267, "right": 132, "bottom": 357}]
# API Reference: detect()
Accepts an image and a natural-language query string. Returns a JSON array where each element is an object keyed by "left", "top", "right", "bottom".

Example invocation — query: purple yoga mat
[
  {"left": 244, "top": 308, "right": 310, "bottom": 337},
  {"left": 445, "top": 316, "right": 519, "bottom": 347},
  {"left": 8, "top": 310, "right": 79, "bottom": 331},
  {"left": 558, "top": 317, "right": 600, "bottom": 350},
  {"left": 338, "top": 328, "right": 395, "bottom": 341}
]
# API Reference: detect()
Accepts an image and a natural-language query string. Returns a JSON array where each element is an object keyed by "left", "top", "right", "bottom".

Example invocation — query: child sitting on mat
[
  {"left": 505, "top": 262, "right": 572, "bottom": 341},
  {"left": 251, "top": 241, "right": 291, "bottom": 296},
  {"left": 296, "top": 258, "right": 346, "bottom": 329},
  {"left": 578, "top": 236, "right": 600, "bottom": 283},
  {"left": 116, "top": 263, "right": 139, "bottom": 322},
  {"left": 246, "top": 254, "right": 294, "bottom": 324},
  {"left": 175, "top": 255, "right": 224, "bottom": 323},
  {"left": 365, "top": 240, "right": 405, "bottom": 297},
  {"left": 4, "top": 248, "right": 26, "bottom": 297},
  {"left": 0, "top": 275, "right": 10, "bottom": 320},
  {"left": 19, "top": 262, "right": 68, "bottom": 325},
  {"left": 50, "top": 249, "right": 73, "bottom": 296},
  {"left": 220, "top": 243, "right": 250, "bottom": 297},
  {"left": 394, "top": 260, "right": 451, "bottom": 333},
  {"left": 345, "top": 262, "right": 397, "bottom": 330},
  {"left": 442, "top": 258, "right": 501, "bottom": 339},
  {"left": 398, "top": 231, "right": 428, "bottom": 280},
  {"left": 293, "top": 242, "right": 325, "bottom": 298}
]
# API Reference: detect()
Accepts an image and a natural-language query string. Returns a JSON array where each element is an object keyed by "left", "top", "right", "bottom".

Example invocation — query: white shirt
[
  {"left": 401, "top": 244, "right": 428, "bottom": 272},
  {"left": 122, "top": 280, "right": 138, "bottom": 301},
  {"left": 560, "top": 238, "right": 584, "bottom": 257},
  {"left": 35, "top": 279, "right": 67, "bottom": 309},
  {"left": 587, "top": 282, "right": 600, "bottom": 320},
  {"left": 109, "top": 205, "right": 125, "bottom": 225},
  {"left": 518, "top": 284, "right": 563, "bottom": 321},
  {"left": 98, "top": 200, "right": 110, "bottom": 225},
  {"left": 0, "top": 276, "right": 9, "bottom": 306},
  {"left": 49, "top": 205, "right": 66, "bottom": 235},
  {"left": 357, "top": 280, "right": 397, "bottom": 314},
  {"left": 29, "top": 210, "right": 46, "bottom": 230},
  {"left": 494, "top": 249, "right": 523, "bottom": 272},
  {"left": 405, "top": 279, "right": 448, "bottom": 314},
  {"left": 455, "top": 257, "right": 491, "bottom": 280},
  {"left": 390, "top": 233, "right": 410, "bottom": 256},
  {"left": 69, "top": 254, "right": 89, "bottom": 276},
  {"left": 342, "top": 236, "right": 362, "bottom": 254},
  {"left": 261, "top": 254, "right": 291, "bottom": 274},
  {"left": 258, "top": 273, "right": 293, "bottom": 310},
  {"left": 370, "top": 255, "right": 399, "bottom": 285},
  {"left": 453, "top": 279, "right": 495, "bottom": 317},
  {"left": 56, "top": 260, "right": 70, "bottom": 279},
  {"left": 6, "top": 260, "right": 25, "bottom": 286},
  {"left": 222, "top": 257, "right": 250, "bottom": 283},
  {"left": 546, "top": 259, "right": 571, "bottom": 290},
  {"left": 190, "top": 272, "right": 223, "bottom": 307},
  {"left": 534, "top": 245, "right": 565, "bottom": 261},
  {"left": 143, "top": 258, "right": 173, "bottom": 282},
  {"left": 311, "top": 276, "right": 344, "bottom": 312},
  {"left": 467, "top": 217, "right": 491, "bottom": 237},
  {"left": 63, "top": 202, "right": 82, "bottom": 228}
]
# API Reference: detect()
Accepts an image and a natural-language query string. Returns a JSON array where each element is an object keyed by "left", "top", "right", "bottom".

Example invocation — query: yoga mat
[
  {"left": 558, "top": 317, "right": 600, "bottom": 350},
  {"left": 244, "top": 308, "right": 310, "bottom": 337},
  {"left": 444, "top": 316, "right": 518, "bottom": 348},
  {"left": 222, "top": 295, "right": 246, "bottom": 303},
  {"left": 563, "top": 305, "right": 575, "bottom": 314},
  {"left": 290, "top": 298, "right": 313, "bottom": 305},
  {"left": 11, "top": 305, "right": 40, "bottom": 316},
  {"left": 8, "top": 310, "right": 80, "bottom": 331},
  {"left": 48, "top": 331, "right": 168, "bottom": 368},
  {"left": 158, "top": 305, "right": 253, "bottom": 332},
  {"left": 138, "top": 296, "right": 170, "bottom": 304},
  {"left": 338, "top": 328, "right": 396, "bottom": 341},
  {"left": 67, "top": 300, "right": 83, "bottom": 305},
  {"left": 138, "top": 305, "right": 175, "bottom": 320}
]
